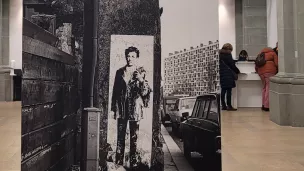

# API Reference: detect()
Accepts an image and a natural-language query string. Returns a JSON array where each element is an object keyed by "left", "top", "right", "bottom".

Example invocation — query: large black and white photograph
[
  {"left": 14, "top": 0, "right": 304, "bottom": 171},
  {"left": 107, "top": 35, "right": 154, "bottom": 170},
  {"left": 20, "top": 0, "right": 222, "bottom": 170},
  {"left": 160, "top": 0, "right": 221, "bottom": 171}
]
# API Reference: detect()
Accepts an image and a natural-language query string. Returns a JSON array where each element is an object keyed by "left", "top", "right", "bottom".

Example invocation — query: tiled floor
[
  {"left": 0, "top": 102, "right": 21, "bottom": 171},
  {"left": 221, "top": 108, "right": 304, "bottom": 171},
  {"left": 1, "top": 103, "right": 304, "bottom": 171}
]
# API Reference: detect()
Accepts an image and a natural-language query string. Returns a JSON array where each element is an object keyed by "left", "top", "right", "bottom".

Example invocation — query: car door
[
  {"left": 195, "top": 95, "right": 220, "bottom": 155},
  {"left": 191, "top": 98, "right": 209, "bottom": 152},
  {"left": 181, "top": 98, "right": 201, "bottom": 149}
]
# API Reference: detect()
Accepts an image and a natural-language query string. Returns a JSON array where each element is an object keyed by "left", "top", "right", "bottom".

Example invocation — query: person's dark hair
[
  {"left": 239, "top": 50, "right": 248, "bottom": 57},
  {"left": 125, "top": 46, "right": 140, "bottom": 58},
  {"left": 222, "top": 43, "right": 233, "bottom": 51}
]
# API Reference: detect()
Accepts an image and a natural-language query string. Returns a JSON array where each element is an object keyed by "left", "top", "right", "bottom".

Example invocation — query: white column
[
  {"left": 9, "top": 0, "right": 23, "bottom": 70},
  {"left": 267, "top": 0, "right": 278, "bottom": 47},
  {"left": 219, "top": 0, "right": 236, "bottom": 58}
]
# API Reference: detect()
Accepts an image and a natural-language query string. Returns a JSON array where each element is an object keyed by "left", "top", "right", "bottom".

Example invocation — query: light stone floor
[
  {"left": 0, "top": 102, "right": 21, "bottom": 171},
  {"left": 222, "top": 108, "right": 304, "bottom": 171},
  {"left": 1, "top": 103, "right": 304, "bottom": 171}
]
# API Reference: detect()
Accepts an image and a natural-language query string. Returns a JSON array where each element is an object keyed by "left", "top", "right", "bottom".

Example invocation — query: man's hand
[{"left": 133, "top": 71, "right": 144, "bottom": 82}]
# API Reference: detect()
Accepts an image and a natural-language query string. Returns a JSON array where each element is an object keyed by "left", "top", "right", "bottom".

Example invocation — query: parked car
[
  {"left": 166, "top": 96, "right": 196, "bottom": 135},
  {"left": 161, "top": 96, "right": 179, "bottom": 124},
  {"left": 180, "top": 93, "right": 221, "bottom": 163}
]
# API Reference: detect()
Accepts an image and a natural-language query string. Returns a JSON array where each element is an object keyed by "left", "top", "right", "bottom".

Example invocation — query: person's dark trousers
[
  {"left": 129, "top": 120, "right": 139, "bottom": 168},
  {"left": 221, "top": 88, "right": 232, "bottom": 108},
  {"left": 115, "top": 118, "right": 139, "bottom": 167},
  {"left": 116, "top": 118, "right": 128, "bottom": 166}
]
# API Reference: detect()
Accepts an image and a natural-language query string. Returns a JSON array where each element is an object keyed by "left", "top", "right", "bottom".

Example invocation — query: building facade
[{"left": 164, "top": 40, "right": 220, "bottom": 96}]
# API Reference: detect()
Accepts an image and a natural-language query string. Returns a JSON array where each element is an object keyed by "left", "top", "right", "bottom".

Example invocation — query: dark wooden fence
[{"left": 21, "top": 19, "right": 80, "bottom": 171}]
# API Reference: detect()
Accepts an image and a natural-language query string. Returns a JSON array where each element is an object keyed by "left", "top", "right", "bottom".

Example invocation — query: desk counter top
[{"left": 238, "top": 73, "right": 261, "bottom": 81}]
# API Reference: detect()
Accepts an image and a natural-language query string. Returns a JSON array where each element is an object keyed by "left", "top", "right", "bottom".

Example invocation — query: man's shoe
[
  {"left": 222, "top": 106, "right": 227, "bottom": 110},
  {"left": 227, "top": 106, "right": 237, "bottom": 111}
]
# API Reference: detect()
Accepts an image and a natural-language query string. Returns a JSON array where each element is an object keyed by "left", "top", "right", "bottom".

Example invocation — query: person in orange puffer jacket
[{"left": 255, "top": 47, "right": 278, "bottom": 112}]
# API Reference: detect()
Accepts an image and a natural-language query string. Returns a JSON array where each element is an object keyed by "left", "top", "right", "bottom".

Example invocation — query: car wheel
[{"left": 183, "top": 139, "right": 191, "bottom": 160}]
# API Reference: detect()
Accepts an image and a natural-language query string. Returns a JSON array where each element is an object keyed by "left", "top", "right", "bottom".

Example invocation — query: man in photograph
[{"left": 111, "top": 46, "right": 152, "bottom": 168}]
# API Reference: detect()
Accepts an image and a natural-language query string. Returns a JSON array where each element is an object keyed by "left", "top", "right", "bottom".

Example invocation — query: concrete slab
[
  {"left": 163, "top": 140, "right": 178, "bottom": 171},
  {"left": 161, "top": 124, "right": 194, "bottom": 171}
]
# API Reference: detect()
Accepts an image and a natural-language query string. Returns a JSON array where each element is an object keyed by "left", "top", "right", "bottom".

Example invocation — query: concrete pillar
[
  {"left": 289, "top": 0, "right": 304, "bottom": 127},
  {"left": 1, "top": 0, "right": 9, "bottom": 66},
  {"left": 0, "top": 0, "right": 12, "bottom": 102},
  {"left": 0, "top": 0, "right": 2, "bottom": 65},
  {"left": 270, "top": 0, "right": 304, "bottom": 127},
  {"left": 269, "top": 0, "right": 296, "bottom": 126}
]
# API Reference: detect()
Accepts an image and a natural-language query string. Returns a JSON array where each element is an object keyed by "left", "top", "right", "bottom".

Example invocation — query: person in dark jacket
[{"left": 219, "top": 43, "right": 240, "bottom": 111}]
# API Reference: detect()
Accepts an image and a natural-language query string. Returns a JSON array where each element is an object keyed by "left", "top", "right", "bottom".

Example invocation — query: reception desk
[{"left": 231, "top": 61, "right": 263, "bottom": 108}]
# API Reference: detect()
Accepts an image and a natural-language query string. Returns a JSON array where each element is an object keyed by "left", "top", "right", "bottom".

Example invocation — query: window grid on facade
[{"left": 164, "top": 41, "right": 220, "bottom": 96}]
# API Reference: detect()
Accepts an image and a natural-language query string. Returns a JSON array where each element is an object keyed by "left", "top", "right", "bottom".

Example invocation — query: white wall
[
  {"left": 267, "top": 0, "right": 278, "bottom": 48},
  {"left": 219, "top": 0, "right": 236, "bottom": 58},
  {"left": 9, "top": 0, "right": 23, "bottom": 70}
]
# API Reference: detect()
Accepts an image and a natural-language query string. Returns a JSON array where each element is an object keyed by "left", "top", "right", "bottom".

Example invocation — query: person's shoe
[
  {"left": 261, "top": 105, "right": 265, "bottom": 111},
  {"left": 227, "top": 106, "right": 237, "bottom": 111},
  {"left": 222, "top": 106, "right": 227, "bottom": 110},
  {"left": 263, "top": 108, "right": 269, "bottom": 112}
]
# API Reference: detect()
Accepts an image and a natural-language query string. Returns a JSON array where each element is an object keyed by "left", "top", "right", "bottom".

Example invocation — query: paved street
[{"left": 163, "top": 122, "right": 221, "bottom": 171}]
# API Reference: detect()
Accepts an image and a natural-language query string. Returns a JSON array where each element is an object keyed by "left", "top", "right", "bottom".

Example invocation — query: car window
[
  {"left": 197, "top": 100, "right": 209, "bottom": 119},
  {"left": 206, "top": 99, "right": 219, "bottom": 123},
  {"left": 196, "top": 101, "right": 204, "bottom": 118},
  {"left": 209, "top": 100, "right": 218, "bottom": 113},
  {"left": 180, "top": 98, "right": 196, "bottom": 110},
  {"left": 191, "top": 100, "right": 200, "bottom": 117},
  {"left": 203, "top": 100, "right": 211, "bottom": 118}
]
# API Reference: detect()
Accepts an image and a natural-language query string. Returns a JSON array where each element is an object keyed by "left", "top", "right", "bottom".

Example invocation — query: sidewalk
[
  {"left": 161, "top": 124, "right": 194, "bottom": 171},
  {"left": 163, "top": 140, "right": 179, "bottom": 171}
]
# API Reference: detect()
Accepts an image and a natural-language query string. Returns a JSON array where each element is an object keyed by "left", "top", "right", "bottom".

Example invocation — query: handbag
[{"left": 221, "top": 60, "right": 238, "bottom": 80}]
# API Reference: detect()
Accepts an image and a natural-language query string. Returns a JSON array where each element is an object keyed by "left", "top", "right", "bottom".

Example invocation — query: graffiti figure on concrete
[{"left": 108, "top": 35, "right": 154, "bottom": 170}]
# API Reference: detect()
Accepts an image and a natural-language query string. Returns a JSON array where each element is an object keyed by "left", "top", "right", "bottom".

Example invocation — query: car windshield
[{"left": 180, "top": 98, "right": 196, "bottom": 109}]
